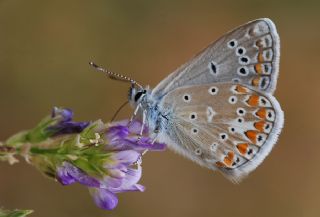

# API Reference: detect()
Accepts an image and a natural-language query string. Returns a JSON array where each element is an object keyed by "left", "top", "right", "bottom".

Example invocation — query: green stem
[{"left": 29, "top": 147, "right": 60, "bottom": 155}]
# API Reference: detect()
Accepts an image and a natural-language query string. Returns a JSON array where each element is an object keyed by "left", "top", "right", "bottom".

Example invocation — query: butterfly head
[{"left": 128, "top": 84, "right": 149, "bottom": 107}]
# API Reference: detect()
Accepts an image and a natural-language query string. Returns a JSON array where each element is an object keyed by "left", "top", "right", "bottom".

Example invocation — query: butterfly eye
[{"left": 134, "top": 91, "right": 146, "bottom": 102}]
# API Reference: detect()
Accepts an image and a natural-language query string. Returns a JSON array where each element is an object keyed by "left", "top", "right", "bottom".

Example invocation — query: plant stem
[{"left": 0, "top": 145, "right": 16, "bottom": 154}]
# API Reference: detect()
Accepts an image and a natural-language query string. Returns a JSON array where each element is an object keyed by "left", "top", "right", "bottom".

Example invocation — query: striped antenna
[{"left": 89, "top": 61, "right": 143, "bottom": 88}]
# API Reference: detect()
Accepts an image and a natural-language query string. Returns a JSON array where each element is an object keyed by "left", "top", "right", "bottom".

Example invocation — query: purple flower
[
  {"left": 5, "top": 107, "right": 167, "bottom": 211},
  {"left": 91, "top": 157, "right": 145, "bottom": 210},
  {"left": 47, "top": 107, "right": 89, "bottom": 136},
  {"left": 56, "top": 152, "right": 144, "bottom": 210},
  {"left": 106, "top": 120, "right": 166, "bottom": 152},
  {"left": 55, "top": 119, "right": 166, "bottom": 210},
  {"left": 56, "top": 162, "right": 101, "bottom": 187}
]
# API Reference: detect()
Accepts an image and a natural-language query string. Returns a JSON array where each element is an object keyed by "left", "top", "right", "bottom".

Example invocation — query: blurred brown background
[{"left": 0, "top": 0, "right": 319, "bottom": 216}]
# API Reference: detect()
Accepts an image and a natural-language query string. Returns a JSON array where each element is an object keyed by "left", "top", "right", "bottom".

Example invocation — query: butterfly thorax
[{"left": 128, "top": 86, "right": 171, "bottom": 135}]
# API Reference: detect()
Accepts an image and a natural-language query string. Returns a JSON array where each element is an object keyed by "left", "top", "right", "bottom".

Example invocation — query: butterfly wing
[
  {"left": 152, "top": 18, "right": 280, "bottom": 99},
  {"left": 158, "top": 83, "right": 283, "bottom": 182}
]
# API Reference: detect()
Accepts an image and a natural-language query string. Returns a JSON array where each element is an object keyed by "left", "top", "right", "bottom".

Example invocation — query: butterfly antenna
[
  {"left": 110, "top": 100, "right": 129, "bottom": 122},
  {"left": 89, "top": 61, "right": 143, "bottom": 88}
]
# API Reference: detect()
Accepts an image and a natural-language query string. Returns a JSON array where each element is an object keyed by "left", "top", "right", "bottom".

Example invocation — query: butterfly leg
[
  {"left": 138, "top": 110, "right": 147, "bottom": 137},
  {"left": 128, "top": 103, "right": 141, "bottom": 127},
  {"left": 135, "top": 109, "right": 147, "bottom": 142},
  {"left": 135, "top": 145, "right": 151, "bottom": 165},
  {"left": 151, "top": 115, "right": 163, "bottom": 144},
  {"left": 151, "top": 133, "right": 159, "bottom": 144}
]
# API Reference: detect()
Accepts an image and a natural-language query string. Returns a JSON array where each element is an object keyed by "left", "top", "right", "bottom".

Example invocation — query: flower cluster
[{"left": 1, "top": 107, "right": 166, "bottom": 210}]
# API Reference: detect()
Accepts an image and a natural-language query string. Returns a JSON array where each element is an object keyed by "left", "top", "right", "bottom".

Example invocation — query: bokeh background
[{"left": 0, "top": 0, "right": 319, "bottom": 216}]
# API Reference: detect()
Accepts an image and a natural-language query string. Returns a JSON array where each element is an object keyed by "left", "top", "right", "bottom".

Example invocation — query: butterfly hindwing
[
  {"left": 158, "top": 83, "right": 283, "bottom": 182},
  {"left": 152, "top": 18, "right": 280, "bottom": 98}
]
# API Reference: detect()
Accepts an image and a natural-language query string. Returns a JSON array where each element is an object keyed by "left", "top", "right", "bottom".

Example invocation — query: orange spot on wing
[
  {"left": 237, "top": 143, "right": 249, "bottom": 155},
  {"left": 258, "top": 52, "right": 264, "bottom": 62},
  {"left": 235, "top": 85, "right": 249, "bottom": 94},
  {"left": 247, "top": 95, "right": 260, "bottom": 107},
  {"left": 228, "top": 152, "right": 234, "bottom": 160},
  {"left": 223, "top": 152, "right": 235, "bottom": 167},
  {"left": 245, "top": 130, "right": 258, "bottom": 143},
  {"left": 254, "top": 121, "right": 265, "bottom": 132},
  {"left": 252, "top": 77, "right": 261, "bottom": 86},
  {"left": 254, "top": 63, "right": 263, "bottom": 74},
  {"left": 216, "top": 161, "right": 226, "bottom": 168},
  {"left": 256, "top": 108, "right": 267, "bottom": 119}
]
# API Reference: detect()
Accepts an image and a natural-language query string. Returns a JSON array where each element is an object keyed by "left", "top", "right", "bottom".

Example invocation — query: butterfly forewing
[
  {"left": 152, "top": 18, "right": 280, "bottom": 98},
  {"left": 158, "top": 83, "right": 283, "bottom": 182}
]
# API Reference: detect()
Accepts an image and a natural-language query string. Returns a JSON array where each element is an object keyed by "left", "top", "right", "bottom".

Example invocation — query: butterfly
[{"left": 90, "top": 18, "right": 284, "bottom": 182}]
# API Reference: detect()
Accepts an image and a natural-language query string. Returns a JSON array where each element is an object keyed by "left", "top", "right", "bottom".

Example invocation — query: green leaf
[
  {"left": 0, "top": 209, "right": 33, "bottom": 217},
  {"left": 5, "top": 116, "right": 56, "bottom": 147},
  {"left": 25, "top": 116, "right": 56, "bottom": 143}
]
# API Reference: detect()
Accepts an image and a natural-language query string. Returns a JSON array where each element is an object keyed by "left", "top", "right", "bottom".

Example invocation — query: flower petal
[
  {"left": 57, "top": 162, "right": 100, "bottom": 188},
  {"left": 112, "top": 184, "right": 145, "bottom": 193},
  {"left": 90, "top": 188, "right": 118, "bottom": 210},
  {"left": 56, "top": 165, "right": 76, "bottom": 185},
  {"left": 52, "top": 107, "right": 73, "bottom": 121},
  {"left": 103, "top": 175, "right": 123, "bottom": 188},
  {"left": 106, "top": 125, "right": 129, "bottom": 141},
  {"left": 104, "top": 164, "right": 143, "bottom": 194},
  {"left": 108, "top": 168, "right": 126, "bottom": 179},
  {"left": 48, "top": 107, "right": 90, "bottom": 136},
  {"left": 125, "top": 137, "right": 166, "bottom": 151},
  {"left": 112, "top": 150, "right": 140, "bottom": 165},
  {"left": 108, "top": 120, "right": 142, "bottom": 135},
  {"left": 121, "top": 165, "right": 142, "bottom": 188},
  {"left": 105, "top": 120, "right": 166, "bottom": 151},
  {"left": 49, "top": 121, "right": 90, "bottom": 136}
]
